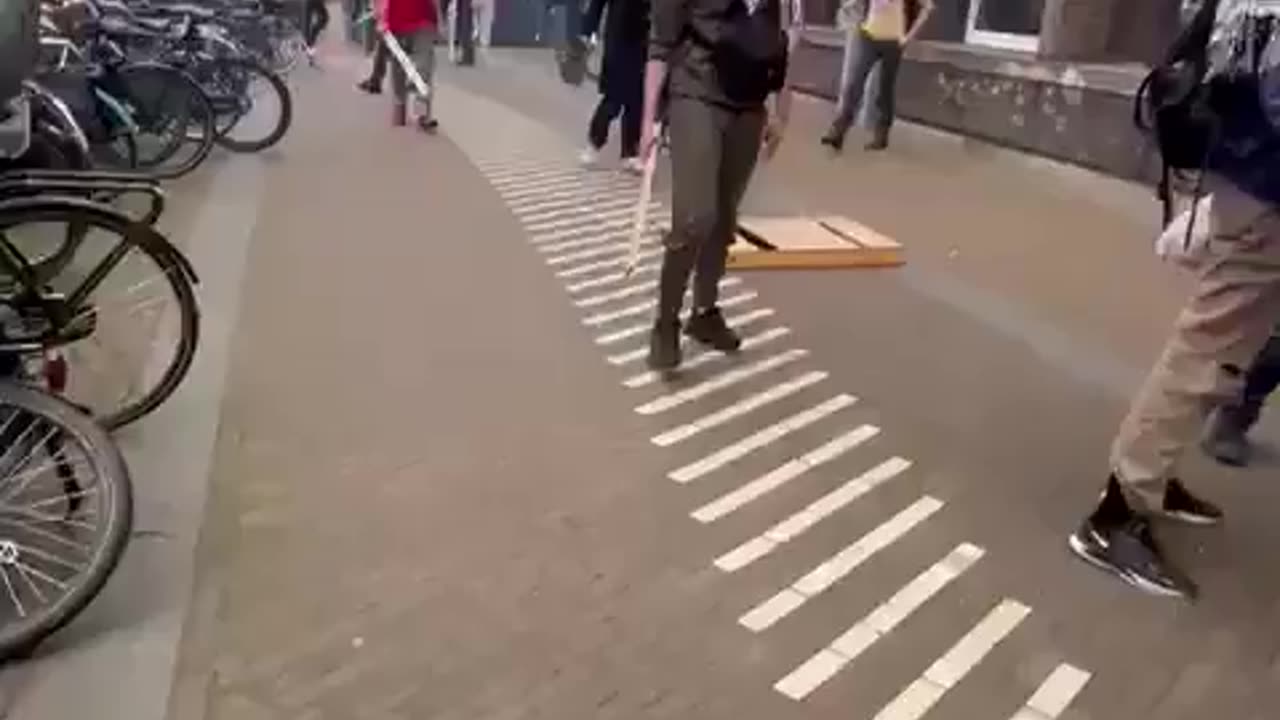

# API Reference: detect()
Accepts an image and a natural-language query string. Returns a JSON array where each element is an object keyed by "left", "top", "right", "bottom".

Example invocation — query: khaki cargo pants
[{"left": 1113, "top": 179, "right": 1280, "bottom": 509}]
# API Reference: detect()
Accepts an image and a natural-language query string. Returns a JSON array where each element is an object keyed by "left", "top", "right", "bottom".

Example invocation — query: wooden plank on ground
[{"left": 729, "top": 216, "right": 905, "bottom": 270}]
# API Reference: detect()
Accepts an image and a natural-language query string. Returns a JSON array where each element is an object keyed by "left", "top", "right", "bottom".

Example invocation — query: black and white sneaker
[
  {"left": 685, "top": 307, "right": 741, "bottom": 353},
  {"left": 1069, "top": 515, "right": 1197, "bottom": 599},
  {"left": 1161, "top": 478, "right": 1223, "bottom": 526}
]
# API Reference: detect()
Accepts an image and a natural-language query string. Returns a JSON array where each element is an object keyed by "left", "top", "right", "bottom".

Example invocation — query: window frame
[{"left": 963, "top": 0, "right": 1042, "bottom": 52}]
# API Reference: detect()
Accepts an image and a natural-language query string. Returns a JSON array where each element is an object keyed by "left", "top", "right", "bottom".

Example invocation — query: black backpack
[
  {"left": 1134, "top": 0, "right": 1220, "bottom": 221},
  {"left": 700, "top": 0, "right": 789, "bottom": 106}
]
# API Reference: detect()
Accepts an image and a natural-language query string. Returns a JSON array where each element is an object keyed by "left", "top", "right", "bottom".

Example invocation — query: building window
[{"left": 965, "top": 0, "right": 1044, "bottom": 51}]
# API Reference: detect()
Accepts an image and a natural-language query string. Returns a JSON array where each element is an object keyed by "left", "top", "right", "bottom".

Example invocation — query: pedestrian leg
[
  {"left": 823, "top": 31, "right": 879, "bottom": 150},
  {"left": 868, "top": 40, "right": 902, "bottom": 149},
  {"left": 389, "top": 32, "right": 415, "bottom": 126},
  {"left": 619, "top": 83, "right": 643, "bottom": 160},
  {"left": 648, "top": 97, "right": 724, "bottom": 371},
  {"left": 410, "top": 28, "right": 438, "bottom": 130},
  {"left": 1071, "top": 180, "right": 1280, "bottom": 599},
  {"left": 690, "top": 107, "right": 763, "bottom": 318},
  {"left": 1204, "top": 329, "right": 1280, "bottom": 465},
  {"left": 588, "top": 95, "right": 622, "bottom": 151}
]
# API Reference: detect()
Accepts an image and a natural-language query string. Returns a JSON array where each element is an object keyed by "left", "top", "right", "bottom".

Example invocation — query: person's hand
[
  {"left": 639, "top": 120, "right": 660, "bottom": 162},
  {"left": 762, "top": 114, "right": 786, "bottom": 159}
]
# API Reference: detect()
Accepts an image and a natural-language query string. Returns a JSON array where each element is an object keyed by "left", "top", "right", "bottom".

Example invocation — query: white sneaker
[
  {"left": 578, "top": 147, "right": 601, "bottom": 167},
  {"left": 621, "top": 157, "right": 644, "bottom": 175}
]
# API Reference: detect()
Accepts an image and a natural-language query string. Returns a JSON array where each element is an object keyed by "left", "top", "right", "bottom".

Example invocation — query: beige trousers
[{"left": 1112, "top": 179, "right": 1280, "bottom": 509}]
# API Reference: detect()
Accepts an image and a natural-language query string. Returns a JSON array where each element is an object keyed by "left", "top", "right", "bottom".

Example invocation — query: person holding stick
[
  {"left": 375, "top": 0, "right": 442, "bottom": 131},
  {"left": 639, "top": 0, "right": 796, "bottom": 371}
]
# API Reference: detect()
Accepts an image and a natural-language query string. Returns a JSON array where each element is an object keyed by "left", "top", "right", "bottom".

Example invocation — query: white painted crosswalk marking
[
  {"left": 688, "top": 423, "right": 879, "bottom": 519},
  {"left": 605, "top": 308, "right": 775, "bottom": 364},
  {"left": 545, "top": 240, "right": 636, "bottom": 266},
  {"left": 501, "top": 176, "right": 634, "bottom": 205},
  {"left": 715, "top": 457, "right": 913, "bottom": 571},
  {"left": 567, "top": 262, "right": 662, "bottom": 294},
  {"left": 538, "top": 227, "right": 657, "bottom": 255},
  {"left": 575, "top": 279, "right": 658, "bottom": 308},
  {"left": 739, "top": 497, "right": 945, "bottom": 631},
  {"left": 652, "top": 369, "right": 824, "bottom": 447},
  {"left": 625, "top": 326, "right": 791, "bottom": 388},
  {"left": 592, "top": 291, "right": 759, "bottom": 345},
  {"left": 493, "top": 174, "right": 611, "bottom": 198},
  {"left": 527, "top": 204, "right": 660, "bottom": 235},
  {"left": 771, "top": 543, "right": 985, "bottom": 700},
  {"left": 635, "top": 348, "right": 808, "bottom": 415},
  {"left": 556, "top": 246, "right": 665, "bottom": 279},
  {"left": 508, "top": 184, "right": 637, "bottom": 215},
  {"left": 533, "top": 216, "right": 641, "bottom": 245},
  {"left": 583, "top": 278, "right": 742, "bottom": 326},
  {"left": 1010, "top": 664, "right": 1091, "bottom": 720},
  {"left": 487, "top": 165, "right": 584, "bottom": 186},
  {"left": 872, "top": 600, "right": 1031, "bottom": 720},
  {"left": 670, "top": 396, "right": 857, "bottom": 484},
  {"left": 521, "top": 197, "right": 658, "bottom": 228}
]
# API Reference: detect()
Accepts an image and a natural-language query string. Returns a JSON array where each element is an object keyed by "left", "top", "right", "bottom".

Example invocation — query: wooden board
[{"left": 728, "top": 216, "right": 905, "bottom": 270}]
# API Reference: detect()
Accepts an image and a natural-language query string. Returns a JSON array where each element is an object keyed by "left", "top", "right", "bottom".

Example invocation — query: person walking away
[
  {"left": 833, "top": 0, "right": 879, "bottom": 130},
  {"left": 357, "top": 37, "right": 390, "bottom": 93},
  {"left": 1069, "top": 0, "right": 1280, "bottom": 599},
  {"left": 820, "top": 0, "right": 931, "bottom": 152},
  {"left": 577, "top": 0, "right": 648, "bottom": 171},
  {"left": 376, "top": 0, "right": 442, "bottom": 131},
  {"left": 304, "top": 0, "right": 332, "bottom": 63},
  {"left": 640, "top": 0, "right": 795, "bottom": 371},
  {"left": 448, "top": 0, "right": 494, "bottom": 62},
  {"left": 1202, "top": 327, "right": 1280, "bottom": 466}
]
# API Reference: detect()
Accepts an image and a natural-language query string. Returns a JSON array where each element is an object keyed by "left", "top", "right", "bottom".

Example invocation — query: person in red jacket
[{"left": 376, "top": 0, "right": 442, "bottom": 132}]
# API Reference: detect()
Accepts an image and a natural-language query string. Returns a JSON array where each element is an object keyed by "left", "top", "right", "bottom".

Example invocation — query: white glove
[{"left": 1155, "top": 194, "right": 1213, "bottom": 267}]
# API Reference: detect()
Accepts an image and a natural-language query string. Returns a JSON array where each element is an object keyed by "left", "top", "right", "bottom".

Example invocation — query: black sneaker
[
  {"left": 820, "top": 133, "right": 844, "bottom": 153},
  {"left": 1069, "top": 515, "right": 1196, "bottom": 599},
  {"left": 685, "top": 307, "right": 741, "bottom": 353},
  {"left": 1161, "top": 478, "right": 1223, "bottom": 526},
  {"left": 647, "top": 319, "right": 682, "bottom": 372},
  {"left": 865, "top": 137, "right": 889, "bottom": 151},
  {"left": 357, "top": 78, "right": 382, "bottom": 95}
]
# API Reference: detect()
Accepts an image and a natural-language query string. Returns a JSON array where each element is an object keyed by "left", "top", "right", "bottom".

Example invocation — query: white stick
[
  {"left": 624, "top": 123, "right": 663, "bottom": 278},
  {"left": 381, "top": 30, "right": 431, "bottom": 98}
]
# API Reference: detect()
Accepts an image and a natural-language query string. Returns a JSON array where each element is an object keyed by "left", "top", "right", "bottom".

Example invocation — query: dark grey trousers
[
  {"left": 829, "top": 30, "right": 902, "bottom": 143},
  {"left": 657, "top": 97, "right": 765, "bottom": 322}
]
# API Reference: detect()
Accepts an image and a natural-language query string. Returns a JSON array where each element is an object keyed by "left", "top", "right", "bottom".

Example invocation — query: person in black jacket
[{"left": 578, "top": 0, "right": 649, "bottom": 171}]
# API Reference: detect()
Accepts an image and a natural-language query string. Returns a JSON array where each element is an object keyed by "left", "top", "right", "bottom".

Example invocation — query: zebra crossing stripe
[
  {"left": 773, "top": 542, "right": 986, "bottom": 700},
  {"left": 714, "top": 457, "right": 913, "bottom": 571},
  {"left": 870, "top": 599, "right": 1030, "bottom": 720}
]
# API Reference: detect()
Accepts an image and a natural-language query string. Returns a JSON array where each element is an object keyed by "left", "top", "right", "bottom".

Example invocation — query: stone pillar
[
  {"left": 1107, "top": 0, "right": 1181, "bottom": 64},
  {"left": 1037, "top": 0, "right": 1115, "bottom": 60}
]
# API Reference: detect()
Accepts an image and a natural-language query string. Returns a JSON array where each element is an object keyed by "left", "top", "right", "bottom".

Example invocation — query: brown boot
[{"left": 391, "top": 101, "right": 407, "bottom": 127}]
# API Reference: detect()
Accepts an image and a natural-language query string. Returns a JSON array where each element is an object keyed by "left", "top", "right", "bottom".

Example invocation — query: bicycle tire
[
  {"left": 0, "top": 380, "right": 132, "bottom": 660},
  {"left": 203, "top": 58, "right": 293, "bottom": 153},
  {"left": 0, "top": 200, "right": 200, "bottom": 430},
  {"left": 113, "top": 64, "right": 217, "bottom": 181},
  {"left": 88, "top": 89, "right": 139, "bottom": 172}
]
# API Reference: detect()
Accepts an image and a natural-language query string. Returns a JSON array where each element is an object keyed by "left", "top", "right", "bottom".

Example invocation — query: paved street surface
[{"left": 7, "top": 38, "right": 1280, "bottom": 720}]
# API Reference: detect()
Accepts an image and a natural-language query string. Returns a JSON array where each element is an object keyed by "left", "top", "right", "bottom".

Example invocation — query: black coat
[{"left": 581, "top": 0, "right": 649, "bottom": 100}]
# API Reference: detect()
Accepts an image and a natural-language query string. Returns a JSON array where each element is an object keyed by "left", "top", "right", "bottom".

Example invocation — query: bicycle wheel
[
  {"left": 0, "top": 200, "right": 200, "bottom": 430},
  {"left": 0, "top": 380, "right": 132, "bottom": 660},
  {"left": 109, "top": 64, "right": 217, "bottom": 181},
  {"left": 88, "top": 89, "right": 140, "bottom": 172},
  {"left": 198, "top": 58, "right": 292, "bottom": 153}
]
